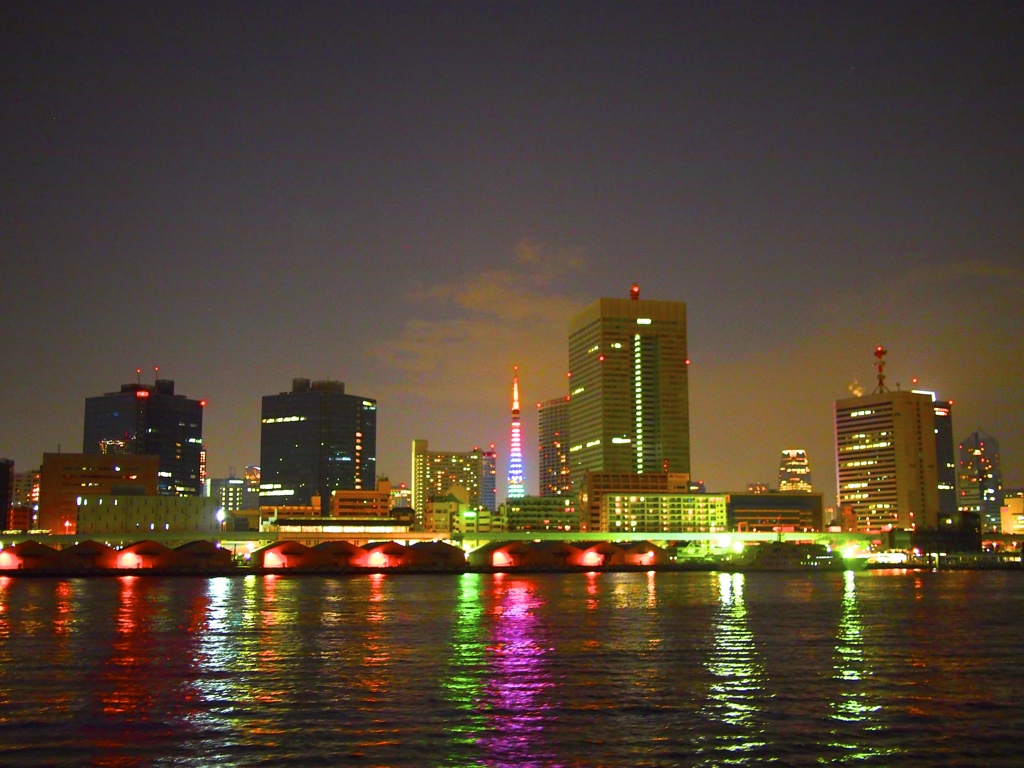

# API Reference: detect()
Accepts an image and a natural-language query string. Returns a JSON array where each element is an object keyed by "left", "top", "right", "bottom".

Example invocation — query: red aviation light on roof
[
  {"left": 630, "top": 283, "right": 640, "bottom": 300},
  {"left": 200, "top": 400, "right": 207, "bottom": 407},
  {"left": 135, "top": 390, "right": 150, "bottom": 398}
]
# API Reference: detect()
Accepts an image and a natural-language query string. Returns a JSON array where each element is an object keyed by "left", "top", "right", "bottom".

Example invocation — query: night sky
[{"left": 2, "top": 1, "right": 1022, "bottom": 506}]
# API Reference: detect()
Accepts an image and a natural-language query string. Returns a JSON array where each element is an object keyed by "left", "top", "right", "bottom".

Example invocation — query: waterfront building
[
  {"left": 206, "top": 476, "right": 247, "bottom": 512},
  {"left": 1001, "top": 495, "right": 1024, "bottom": 536},
  {"left": 957, "top": 430, "right": 1003, "bottom": 532},
  {"left": 259, "top": 378, "right": 377, "bottom": 515},
  {"left": 10, "top": 469, "right": 39, "bottom": 530},
  {"left": 603, "top": 491, "right": 727, "bottom": 534},
  {"left": 503, "top": 495, "right": 580, "bottom": 532},
  {"left": 410, "top": 440, "right": 488, "bottom": 524},
  {"left": 928, "top": 397, "right": 958, "bottom": 521},
  {"left": 581, "top": 471, "right": 692, "bottom": 532},
  {"left": 568, "top": 284, "right": 690, "bottom": 490},
  {"left": 834, "top": 389, "right": 939, "bottom": 531},
  {"left": 507, "top": 368, "right": 526, "bottom": 501},
  {"left": 243, "top": 465, "right": 261, "bottom": 509},
  {"left": 727, "top": 491, "right": 825, "bottom": 531},
  {"left": 328, "top": 477, "right": 393, "bottom": 518},
  {"left": 537, "top": 396, "right": 571, "bottom": 497},
  {"left": 778, "top": 449, "right": 813, "bottom": 492},
  {"left": 83, "top": 378, "right": 204, "bottom": 496},
  {"left": 38, "top": 452, "right": 159, "bottom": 534},
  {"left": 75, "top": 493, "right": 221, "bottom": 537}
]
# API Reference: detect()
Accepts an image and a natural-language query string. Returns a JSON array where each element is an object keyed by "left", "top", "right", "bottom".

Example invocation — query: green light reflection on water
[
  {"left": 437, "top": 572, "right": 488, "bottom": 766},
  {"left": 821, "top": 570, "right": 895, "bottom": 764}
]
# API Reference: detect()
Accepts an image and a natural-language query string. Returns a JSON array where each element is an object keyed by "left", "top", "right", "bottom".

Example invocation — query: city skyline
[{"left": 2, "top": 3, "right": 1021, "bottom": 506}]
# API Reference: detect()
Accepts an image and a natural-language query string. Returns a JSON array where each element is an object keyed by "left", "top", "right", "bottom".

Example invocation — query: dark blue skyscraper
[
  {"left": 259, "top": 379, "right": 377, "bottom": 515},
  {"left": 83, "top": 379, "right": 204, "bottom": 496}
]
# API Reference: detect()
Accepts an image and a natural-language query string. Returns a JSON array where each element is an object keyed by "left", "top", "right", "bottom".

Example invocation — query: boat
[{"left": 732, "top": 540, "right": 868, "bottom": 571}]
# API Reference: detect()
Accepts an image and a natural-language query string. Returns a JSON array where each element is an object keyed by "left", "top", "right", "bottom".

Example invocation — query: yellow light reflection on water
[{"left": 701, "top": 572, "right": 766, "bottom": 753}]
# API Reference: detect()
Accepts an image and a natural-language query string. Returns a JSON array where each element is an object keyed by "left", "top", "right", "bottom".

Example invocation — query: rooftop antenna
[
  {"left": 154, "top": 365, "right": 159, "bottom": 383},
  {"left": 136, "top": 367, "right": 142, "bottom": 385},
  {"left": 872, "top": 346, "right": 888, "bottom": 394}
]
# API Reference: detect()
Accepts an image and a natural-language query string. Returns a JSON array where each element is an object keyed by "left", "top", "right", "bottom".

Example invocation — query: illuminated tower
[
  {"left": 778, "top": 449, "right": 812, "bottom": 492},
  {"left": 507, "top": 367, "right": 525, "bottom": 500},
  {"left": 568, "top": 283, "right": 690, "bottom": 489}
]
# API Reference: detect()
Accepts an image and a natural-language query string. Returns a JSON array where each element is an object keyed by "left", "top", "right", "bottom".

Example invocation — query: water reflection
[
  {"left": 699, "top": 572, "right": 767, "bottom": 760},
  {"left": 439, "top": 573, "right": 487, "bottom": 766},
  {"left": 483, "top": 575, "right": 560, "bottom": 768},
  {"left": 825, "top": 570, "right": 887, "bottom": 763}
]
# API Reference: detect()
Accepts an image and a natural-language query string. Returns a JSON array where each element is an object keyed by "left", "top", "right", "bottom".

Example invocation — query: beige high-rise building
[
  {"left": 834, "top": 390, "right": 939, "bottom": 531},
  {"left": 568, "top": 284, "right": 690, "bottom": 491},
  {"left": 410, "top": 440, "right": 485, "bottom": 526}
]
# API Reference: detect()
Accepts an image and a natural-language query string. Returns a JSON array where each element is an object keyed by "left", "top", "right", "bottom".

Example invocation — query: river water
[{"left": 0, "top": 569, "right": 1021, "bottom": 767}]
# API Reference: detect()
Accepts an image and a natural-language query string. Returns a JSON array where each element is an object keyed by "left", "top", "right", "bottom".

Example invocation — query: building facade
[
  {"left": 410, "top": 440, "right": 488, "bottom": 524},
  {"left": 581, "top": 471, "right": 692, "bottom": 532},
  {"left": 603, "top": 492, "right": 728, "bottom": 534},
  {"left": 930, "top": 397, "right": 958, "bottom": 521},
  {"left": 76, "top": 494, "right": 222, "bottom": 536},
  {"left": 537, "top": 396, "right": 571, "bottom": 497},
  {"left": 503, "top": 495, "right": 580, "bottom": 532},
  {"left": 83, "top": 379, "right": 204, "bottom": 496},
  {"left": 259, "top": 379, "right": 377, "bottom": 515},
  {"left": 957, "top": 430, "right": 1003, "bottom": 532},
  {"left": 39, "top": 452, "right": 159, "bottom": 534},
  {"left": 568, "top": 284, "right": 690, "bottom": 490},
  {"left": 777, "top": 449, "right": 813, "bottom": 492},
  {"left": 727, "top": 492, "right": 825, "bottom": 531},
  {"left": 834, "top": 390, "right": 939, "bottom": 531}
]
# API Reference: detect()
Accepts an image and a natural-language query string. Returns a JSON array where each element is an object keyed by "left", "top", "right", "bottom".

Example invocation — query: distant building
[
  {"left": 1001, "top": 495, "right": 1024, "bottom": 536},
  {"left": 581, "top": 472, "right": 694, "bottom": 533},
  {"left": 537, "top": 396, "right": 571, "bottom": 497},
  {"left": 834, "top": 389, "right": 939, "bottom": 531},
  {"left": 568, "top": 284, "right": 690, "bottom": 490},
  {"left": 83, "top": 378, "right": 204, "bottom": 496},
  {"left": 76, "top": 494, "right": 221, "bottom": 536},
  {"left": 259, "top": 378, "right": 377, "bottom": 515},
  {"left": 410, "top": 440, "right": 489, "bottom": 525},
  {"left": 957, "top": 431, "right": 1003, "bottom": 532},
  {"left": 778, "top": 449, "right": 812, "bottom": 492},
  {"left": 39, "top": 452, "right": 159, "bottom": 534},
  {"left": 727, "top": 492, "right": 825, "bottom": 532},
  {"left": 504, "top": 496, "right": 580, "bottom": 532},
  {"left": 390, "top": 481, "right": 413, "bottom": 509},
  {"left": 603, "top": 490, "right": 728, "bottom": 534},
  {"left": 12, "top": 469, "right": 39, "bottom": 529},
  {"left": 206, "top": 476, "right": 247, "bottom": 512},
  {"left": 0, "top": 459, "right": 13, "bottom": 530},
  {"left": 928, "top": 396, "right": 958, "bottom": 521},
  {"left": 481, "top": 447, "right": 497, "bottom": 512},
  {"left": 328, "top": 477, "right": 393, "bottom": 518}
]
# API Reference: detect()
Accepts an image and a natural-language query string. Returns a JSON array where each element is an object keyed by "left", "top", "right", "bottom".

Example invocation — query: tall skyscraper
[
  {"left": 481, "top": 446, "right": 497, "bottom": 512},
  {"left": 778, "top": 449, "right": 812, "bottom": 492},
  {"left": 411, "top": 440, "right": 488, "bottom": 524},
  {"left": 259, "top": 378, "right": 377, "bottom": 515},
  {"left": 537, "top": 396, "right": 571, "bottom": 497},
  {"left": 834, "top": 388, "right": 939, "bottom": 531},
  {"left": 957, "top": 430, "right": 1003, "bottom": 531},
  {"left": 913, "top": 391, "right": 957, "bottom": 520},
  {"left": 83, "top": 378, "right": 204, "bottom": 496},
  {"left": 507, "top": 367, "right": 525, "bottom": 501},
  {"left": 568, "top": 284, "right": 690, "bottom": 490}
]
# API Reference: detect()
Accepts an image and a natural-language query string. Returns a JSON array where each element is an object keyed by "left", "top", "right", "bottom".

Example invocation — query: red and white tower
[{"left": 507, "top": 366, "right": 525, "bottom": 500}]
